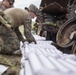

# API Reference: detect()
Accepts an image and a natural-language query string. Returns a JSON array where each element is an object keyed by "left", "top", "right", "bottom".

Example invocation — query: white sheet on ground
[
  {"left": 0, "top": 65, "right": 8, "bottom": 75},
  {"left": 20, "top": 35, "right": 76, "bottom": 75}
]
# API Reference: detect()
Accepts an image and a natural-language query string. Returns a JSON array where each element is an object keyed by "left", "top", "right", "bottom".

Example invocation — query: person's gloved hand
[
  {"left": 22, "top": 39, "right": 27, "bottom": 43},
  {"left": 28, "top": 39, "right": 37, "bottom": 44},
  {"left": 33, "top": 39, "right": 37, "bottom": 44}
]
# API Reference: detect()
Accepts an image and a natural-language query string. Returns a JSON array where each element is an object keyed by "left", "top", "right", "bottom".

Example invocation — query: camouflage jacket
[{"left": 3, "top": 8, "right": 35, "bottom": 43}]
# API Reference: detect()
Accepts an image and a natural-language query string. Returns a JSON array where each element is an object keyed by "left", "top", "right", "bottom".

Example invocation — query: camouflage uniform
[
  {"left": 0, "top": 1, "right": 20, "bottom": 55},
  {"left": 4, "top": 8, "right": 36, "bottom": 43},
  {"left": 0, "top": 7, "right": 38, "bottom": 54},
  {"left": 0, "top": 0, "right": 23, "bottom": 75},
  {"left": 0, "top": 4, "right": 38, "bottom": 75}
]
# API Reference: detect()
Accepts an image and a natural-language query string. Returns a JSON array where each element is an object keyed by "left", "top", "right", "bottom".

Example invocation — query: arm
[
  {"left": 24, "top": 15, "right": 36, "bottom": 43},
  {"left": 14, "top": 27, "right": 25, "bottom": 42}
]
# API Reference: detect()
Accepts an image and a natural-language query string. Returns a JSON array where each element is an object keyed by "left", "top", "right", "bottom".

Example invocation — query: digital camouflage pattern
[
  {"left": 0, "top": 5, "right": 37, "bottom": 75},
  {"left": 0, "top": 25, "right": 20, "bottom": 54},
  {"left": 4, "top": 8, "right": 36, "bottom": 43},
  {"left": 0, "top": 2, "right": 37, "bottom": 75},
  {"left": 0, "top": 8, "right": 36, "bottom": 55},
  {"left": 29, "top": 4, "right": 39, "bottom": 15},
  {"left": 0, "top": 54, "right": 21, "bottom": 75},
  {"left": 0, "top": 18, "right": 20, "bottom": 75}
]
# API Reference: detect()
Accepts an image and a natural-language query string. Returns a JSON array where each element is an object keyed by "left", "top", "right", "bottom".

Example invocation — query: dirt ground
[{"left": 0, "top": 54, "right": 21, "bottom": 75}]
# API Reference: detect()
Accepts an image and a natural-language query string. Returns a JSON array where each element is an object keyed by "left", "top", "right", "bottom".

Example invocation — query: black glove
[
  {"left": 28, "top": 39, "right": 37, "bottom": 44},
  {"left": 22, "top": 39, "right": 27, "bottom": 43}
]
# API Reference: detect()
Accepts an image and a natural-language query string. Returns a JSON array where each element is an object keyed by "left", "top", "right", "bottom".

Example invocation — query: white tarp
[
  {"left": 0, "top": 65, "right": 8, "bottom": 75},
  {"left": 20, "top": 35, "right": 76, "bottom": 75}
]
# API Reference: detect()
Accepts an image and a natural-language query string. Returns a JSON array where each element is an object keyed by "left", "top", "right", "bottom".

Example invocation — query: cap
[{"left": 28, "top": 4, "right": 39, "bottom": 15}]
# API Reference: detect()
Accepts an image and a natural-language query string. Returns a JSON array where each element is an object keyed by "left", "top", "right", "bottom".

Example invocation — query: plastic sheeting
[
  {"left": 0, "top": 65, "right": 8, "bottom": 75},
  {"left": 20, "top": 35, "right": 76, "bottom": 75}
]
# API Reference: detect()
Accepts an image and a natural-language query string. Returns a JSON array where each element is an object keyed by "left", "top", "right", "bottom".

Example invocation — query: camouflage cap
[{"left": 28, "top": 4, "right": 39, "bottom": 15}]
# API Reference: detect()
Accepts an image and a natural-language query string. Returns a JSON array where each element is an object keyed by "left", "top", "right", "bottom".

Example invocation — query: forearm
[
  {"left": 24, "top": 19, "right": 35, "bottom": 43},
  {"left": 14, "top": 27, "right": 24, "bottom": 41}
]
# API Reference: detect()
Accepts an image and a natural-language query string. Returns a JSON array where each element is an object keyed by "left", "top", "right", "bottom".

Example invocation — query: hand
[
  {"left": 33, "top": 40, "right": 37, "bottom": 44},
  {"left": 28, "top": 40, "right": 37, "bottom": 44},
  {"left": 22, "top": 39, "right": 27, "bottom": 43}
]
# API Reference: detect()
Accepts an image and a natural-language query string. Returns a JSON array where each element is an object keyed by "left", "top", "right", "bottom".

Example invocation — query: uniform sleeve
[
  {"left": 14, "top": 27, "right": 25, "bottom": 42},
  {"left": 24, "top": 13, "right": 36, "bottom": 43}
]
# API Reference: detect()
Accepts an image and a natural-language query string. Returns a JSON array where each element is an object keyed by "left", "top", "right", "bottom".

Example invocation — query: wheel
[{"left": 56, "top": 18, "right": 76, "bottom": 48}]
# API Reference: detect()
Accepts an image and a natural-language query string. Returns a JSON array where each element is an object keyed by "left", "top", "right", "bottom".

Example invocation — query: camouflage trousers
[{"left": 0, "top": 25, "right": 20, "bottom": 55}]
